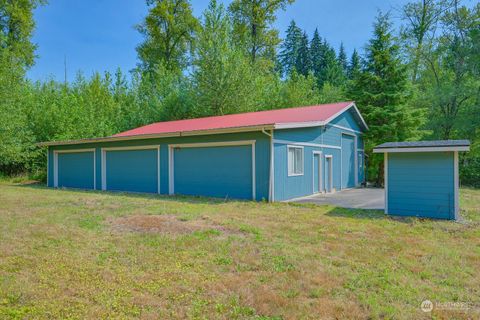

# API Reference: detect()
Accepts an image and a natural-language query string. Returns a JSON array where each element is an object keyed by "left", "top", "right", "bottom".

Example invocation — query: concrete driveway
[{"left": 290, "top": 188, "right": 385, "bottom": 210}]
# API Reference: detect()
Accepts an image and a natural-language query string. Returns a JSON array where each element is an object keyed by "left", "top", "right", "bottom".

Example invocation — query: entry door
[
  {"left": 313, "top": 153, "right": 321, "bottom": 193},
  {"left": 325, "top": 156, "right": 333, "bottom": 193}
]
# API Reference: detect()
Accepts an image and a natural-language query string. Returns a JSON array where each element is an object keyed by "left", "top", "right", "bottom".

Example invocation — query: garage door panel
[
  {"left": 57, "top": 151, "right": 95, "bottom": 189},
  {"left": 174, "top": 145, "right": 252, "bottom": 199},
  {"left": 106, "top": 149, "right": 158, "bottom": 193},
  {"left": 341, "top": 134, "right": 355, "bottom": 189}
]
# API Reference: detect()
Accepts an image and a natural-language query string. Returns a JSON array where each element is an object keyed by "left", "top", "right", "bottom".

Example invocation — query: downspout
[{"left": 262, "top": 128, "right": 274, "bottom": 202}]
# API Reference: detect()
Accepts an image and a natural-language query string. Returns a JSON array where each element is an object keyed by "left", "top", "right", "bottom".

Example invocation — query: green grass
[{"left": 0, "top": 183, "right": 479, "bottom": 319}]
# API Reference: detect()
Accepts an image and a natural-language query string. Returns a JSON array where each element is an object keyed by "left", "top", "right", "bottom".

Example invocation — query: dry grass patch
[{"left": 108, "top": 214, "right": 241, "bottom": 236}]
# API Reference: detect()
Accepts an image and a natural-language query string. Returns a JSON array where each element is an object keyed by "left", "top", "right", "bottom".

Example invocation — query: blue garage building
[
  {"left": 374, "top": 140, "right": 470, "bottom": 220},
  {"left": 41, "top": 101, "right": 368, "bottom": 201}
]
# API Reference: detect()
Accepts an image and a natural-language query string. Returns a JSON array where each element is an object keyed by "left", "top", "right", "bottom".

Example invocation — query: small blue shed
[{"left": 373, "top": 140, "right": 470, "bottom": 220}]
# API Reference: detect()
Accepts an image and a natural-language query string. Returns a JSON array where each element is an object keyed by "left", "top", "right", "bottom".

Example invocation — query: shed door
[
  {"left": 173, "top": 145, "right": 253, "bottom": 199},
  {"left": 57, "top": 151, "right": 95, "bottom": 189},
  {"left": 105, "top": 149, "right": 159, "bottom": 193},
  {"left": 341, "top": 134, "right": 355, "bottom": 189}
]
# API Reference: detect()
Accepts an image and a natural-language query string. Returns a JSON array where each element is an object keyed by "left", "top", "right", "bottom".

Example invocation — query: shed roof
[
  {"left": 373, "top": 140, "right": 470, "bottom": 153},
  {"left": 38, "top": 101, "right": 367, "bottom": 146}
]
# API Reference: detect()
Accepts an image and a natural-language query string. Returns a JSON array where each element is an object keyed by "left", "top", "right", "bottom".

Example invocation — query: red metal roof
[{"left": 114, "top": 101, "right": 356, "bottom": 137}]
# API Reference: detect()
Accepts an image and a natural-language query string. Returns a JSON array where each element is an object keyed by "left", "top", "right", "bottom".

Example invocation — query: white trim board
[
  {"left": 168, "top": 140, "right": 257, "bottom": 200},
  {"left": 273, "top": 139, "right": 341, "bottom": 150},
  {"left": 373, "top": 146, "right": 470, "bottom": 153},
  {"left": 328, "top": 123, "right": 363, "bottom": 134},
  {"left": 101, "top": 145, "right": 160, "bottom": 194},
  {"left": 169, "top": 140, "right": 256, "bottom": 149},
  {"left": 274, "top": 121, "right": 324, "bottom": 129},
  {"left": 53, "top": 148, "right": 96, "bottom": 189}
]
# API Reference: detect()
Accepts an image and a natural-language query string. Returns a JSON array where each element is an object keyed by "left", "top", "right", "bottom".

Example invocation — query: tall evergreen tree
[
  {"left": 337, "top": 42, "right": 348, "bottom": 74},
  {"left": 319, "top": 40, "right": 343, "bottom": 87},
  {"left": 347, "top": 48, "right": 361, "bottom": 79},
  {"left": 135, "top": 0, "right": 200, "bottom": 73},
  {"left": 309, "top": 28, "right": 324, "bottom": 83},
  {"left": 295, "top": 31, "right": 311, "bottom": 76},
  {"left": 278, "top": 20, "right": 302, "bottom": 76},
  {"left": 348, "top": 12, "right": 425, "bottom": 184}
]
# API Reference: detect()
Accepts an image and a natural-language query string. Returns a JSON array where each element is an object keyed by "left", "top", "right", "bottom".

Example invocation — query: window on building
[{"left": 288, "top": 146, "right": 304, "bottom": 176}]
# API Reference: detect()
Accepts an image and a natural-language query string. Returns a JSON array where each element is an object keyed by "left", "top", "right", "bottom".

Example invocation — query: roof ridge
[{"left": 135, "top": 101, "right": 354, "bottom": 126}]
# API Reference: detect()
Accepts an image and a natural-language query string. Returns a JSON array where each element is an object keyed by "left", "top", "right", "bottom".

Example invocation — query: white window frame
[{"left": 287, "top": 145, "right": 304, "bottom": 176}]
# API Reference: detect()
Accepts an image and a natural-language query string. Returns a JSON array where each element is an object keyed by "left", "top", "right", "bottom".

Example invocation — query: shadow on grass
[
  {"left": 325, "top": 206, "right": 415, "bottom": 223},
  {"left": 12, "top": 182, "right": 256, "bottom": 206}
]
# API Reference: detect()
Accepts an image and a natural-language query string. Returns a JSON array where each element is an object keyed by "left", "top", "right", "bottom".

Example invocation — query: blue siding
[
  {"left": 57, "top": 152, "right": 95, "bottom": 189},
  {"left": 174, "top": 145, "right": 252, "bottom": 199},
  {"left": 272, "top": 107, "right": 364, "bottom": 201},
  {"left": 274, "top": 126, "right": 322, "bottom": 143},
  {"left": 330, "top": 109, "right": 362, "bottom": 132},
  {"left": 322, "top": 125, "right": 342, "bottom": 146},
  {"left": 274, "top": 143, "right": 318, "bottom": 200},
  {"left": 387, "top": 152, "right": 455, "bottom": 219},
  {"left": 341, "top": 134, "right": 355, "bottom": 188},
  {"left": 272, "top": 142, "right": 342, "bottom": 201},
  {"left": 106, "top": 149, "right": 158, "bottom": 193}
]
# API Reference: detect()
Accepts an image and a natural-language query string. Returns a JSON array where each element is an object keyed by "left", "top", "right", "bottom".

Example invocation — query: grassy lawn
[{"left": 0, "top": 183, "right": 479, "bottom": 319}]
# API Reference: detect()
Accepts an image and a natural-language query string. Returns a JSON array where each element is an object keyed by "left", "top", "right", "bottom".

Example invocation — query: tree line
[{"left": 0, "top": 0, "right": 478, "bottom": 186}]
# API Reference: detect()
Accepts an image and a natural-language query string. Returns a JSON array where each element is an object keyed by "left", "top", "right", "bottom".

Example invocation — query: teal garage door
[
  {"left": 173, "top": 145, "right": 253, "bottom": 199},
  {"left": 341, "top": 134, "right": 355, "bottom": 189},
  {"left": 105, "top": 148, "right": 159, "bottom": 193},
  {"left": 56, "top": 150, "right": 95, "bottom": 189}
]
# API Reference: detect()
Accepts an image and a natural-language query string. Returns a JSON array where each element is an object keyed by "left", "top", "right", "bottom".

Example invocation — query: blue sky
[{"left": 28, "top": 0, "right": 411, "bottom": 82}]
